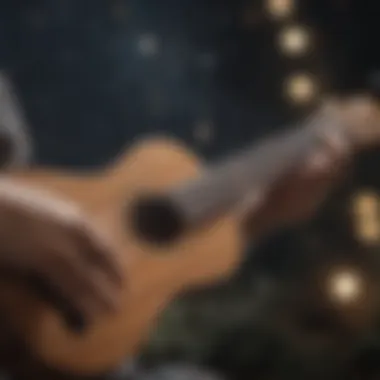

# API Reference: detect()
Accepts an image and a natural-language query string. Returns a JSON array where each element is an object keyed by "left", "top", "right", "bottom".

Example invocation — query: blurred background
[{"left": 2, "top": 0, "right": 380, "bottom": 379}]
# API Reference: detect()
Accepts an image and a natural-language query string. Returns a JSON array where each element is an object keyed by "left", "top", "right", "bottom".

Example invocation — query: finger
[
  {"left": 302, "top": 130, "right": 350, "bottom": 179},
  {"left": 43, "top": 271, "right": 113, "bottom": 332},
  {"left": 26, "top": 274, "right": 88, "bottom": 333},
  {"left": 52, "top": 249, "right": 121, "bottom": 313},
  {"left": 0, "top": 265, "right": 88, "bottom": 333},
  {"left": 40, "top": 248, "right": 121, "bottom": 328},
  {"left": 73, "top": 222, "right": 124, "bottom": 286}
]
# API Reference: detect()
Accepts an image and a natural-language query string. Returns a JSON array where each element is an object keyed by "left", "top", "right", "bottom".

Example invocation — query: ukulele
[{"left": 0, "top": 96, "right": 378, "bottom": 376}]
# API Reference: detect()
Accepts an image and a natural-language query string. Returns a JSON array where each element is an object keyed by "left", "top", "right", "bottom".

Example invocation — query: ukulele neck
[{"left": 132, "top": 110, "right": 344, "bottom": 243}]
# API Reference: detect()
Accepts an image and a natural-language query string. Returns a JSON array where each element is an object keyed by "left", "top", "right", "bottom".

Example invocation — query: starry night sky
[{"left": 0, "top": 0, "right": 372, "bottom": 169}]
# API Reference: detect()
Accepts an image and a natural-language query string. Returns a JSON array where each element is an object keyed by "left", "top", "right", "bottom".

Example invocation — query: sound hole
[{"left": 131, "top": 196, "right": 185, "bottom": 245}]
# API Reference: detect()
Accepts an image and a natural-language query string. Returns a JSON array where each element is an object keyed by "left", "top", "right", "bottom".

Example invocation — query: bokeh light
[
  {"left": 193, "top": 120, "right": 214, "bottom": 145},
  {"left": 352, "top": 191, "right": 380, "bottom": 244},
  {"left": 327, "top": 268, "right": 364, "bottom": 306},
  {"left": 265, "top": 0, "right": 295, "bottom": 20},
  {"left": 278, "top": 26, "right": 311, "bottom": 57},
  {"left": 284, "top": 73, "right": 317, "bottom": 104},
  {"left": 137, "top": 34, "right": 159, "bottom": 57}
]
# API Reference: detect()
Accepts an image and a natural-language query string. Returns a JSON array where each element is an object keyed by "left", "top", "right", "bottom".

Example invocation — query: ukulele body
[{"left": 0, "top": 138, "right": 244, "bottom": 375}]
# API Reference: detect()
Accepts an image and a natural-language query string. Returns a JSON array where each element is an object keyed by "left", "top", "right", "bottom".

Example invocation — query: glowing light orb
[
  {"left": 285, "top": 73, "right": 317, "bottom": 104},
  {"left": 327, "top": 269, "right": 363, "bottom": 305},
  {"left": 137, "top": 34, "right": 159, "bottom": 57},
  {"left": 265, "top": 0, "right": 295, "bottom": 19},
  {"left": 278, "top": 26, "right": 310, "bottom": 56}
]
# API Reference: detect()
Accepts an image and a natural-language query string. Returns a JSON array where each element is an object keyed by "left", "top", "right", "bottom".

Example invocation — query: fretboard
[{"left": 132, "top": 108, "right": 344, "bottom": 243}]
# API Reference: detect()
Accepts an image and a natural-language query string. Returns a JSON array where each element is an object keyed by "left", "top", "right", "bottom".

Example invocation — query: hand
[
  {"left": 328, "top": 95, "right": 380, "bottom": 150},
  {"left": 0, "top": 181, "right": 123, "bottom": 331},
  {"left": 240, "top": 125, "right": 350, "bottom": 238}
]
